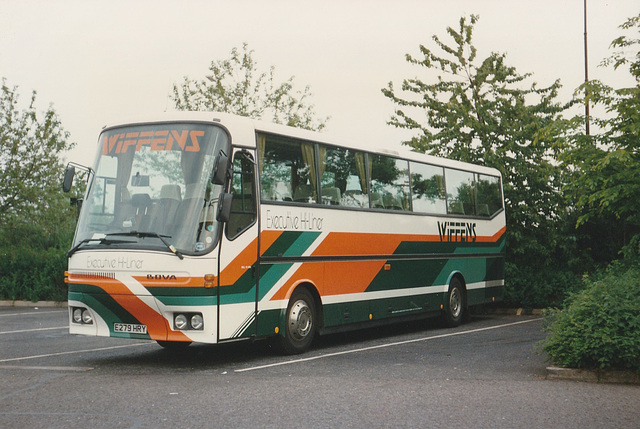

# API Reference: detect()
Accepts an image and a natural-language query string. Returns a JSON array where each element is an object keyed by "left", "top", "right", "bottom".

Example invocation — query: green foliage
[
  {"left": 382, "top": 15, "right": 576, "bottom": 306},
  {"left": 563, "top": 14, "right": 640, "bottom": 231},
  {"left": 172, "top": 43, "right": 328, "bottom": 131},
  {"left": 0, "top": 79, "right": 74, "bottom": 223},
  {"left": 0, "top": 79, "right": 76, "bottom": 301},
  {"left": 504, "top": 263, "right": 581, "bottom": 309},
  {"left": 542, "top": 263, "right": 640, "bottom": 372}
]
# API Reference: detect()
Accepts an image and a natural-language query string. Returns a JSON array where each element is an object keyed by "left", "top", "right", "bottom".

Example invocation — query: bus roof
[{"left": 103, "top": 111, "right": 502, "bottom": 177}]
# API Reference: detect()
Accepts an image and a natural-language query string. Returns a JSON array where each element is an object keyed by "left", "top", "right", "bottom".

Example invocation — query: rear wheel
[
  {"left": 442, "top": 277, "right": 465, "bottom": 327},
  {"left": 279, "top": 288, "right": 316, "bottom": 355}
]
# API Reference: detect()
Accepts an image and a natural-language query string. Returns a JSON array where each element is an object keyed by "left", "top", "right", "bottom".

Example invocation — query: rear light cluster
[
  {"left": 71, "top": 307, "right": 93, "bottom": 325},
  {"left": 173, "top": 312, "right": 204, "bottom": 331}
]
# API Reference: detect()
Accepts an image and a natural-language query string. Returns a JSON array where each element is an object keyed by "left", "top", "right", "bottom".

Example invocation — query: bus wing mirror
[
  {"left": 62, "top": 165, "right": 75, "bottom": 193},
  {"left": 212, "top": 153, "right": 231, "bottom": 185},
  {"left": 216, "top": 192, "right": 233, "bottom": 223}
]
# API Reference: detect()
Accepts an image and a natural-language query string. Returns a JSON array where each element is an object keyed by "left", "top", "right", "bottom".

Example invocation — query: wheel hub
[{"left": 288, "top": 299, "right": 313, "bottom": 340}]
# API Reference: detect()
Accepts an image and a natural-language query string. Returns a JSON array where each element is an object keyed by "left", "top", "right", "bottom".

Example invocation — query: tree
[
  {"left": 0, "top": 78, "right": 77, "bottom": 301},
  {"left": 382, "top": 15, "right": 577, "bottom": 307},
  {"left": 172, "top": 43, "right": 328, "bottom": 131},
  {"left": 0, "top": 79, "right": 75, "bottom": 228},
  {"left": 563, "top": 14, "right": 640, "bottom": 247}
]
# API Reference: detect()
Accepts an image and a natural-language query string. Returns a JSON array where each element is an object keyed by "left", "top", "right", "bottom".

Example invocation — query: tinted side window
[
  {"left": 319, "top": 146, "right": 369, "bottom": 207},
  {"left": 410, "top": 162, "right": 446, "bottom": 214},
  {"left": 445, "top": 169, "right": 475, "bottom": 216},
  {"left": 370, "top": 155, "right": 410, "bottom": 211},
  {"left": 476, "top": 174, "right": 502, "bottom": 217},
  {"left": 258, "top": 134, "right": 317, "bottom": 204}
]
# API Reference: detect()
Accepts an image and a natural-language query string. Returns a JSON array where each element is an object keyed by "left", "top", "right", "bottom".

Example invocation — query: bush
[
  {"left": 541, "top": 264, "right": 640, "bottom": 372},
  {"left": 0, "top": 218, "right": 73, "bottom": 302},
  {"left": 504, "top": 262, "right": 582, "bottom": 308},
  {"left": 0, "top": 245, "right": 68, "bottom": 301}
]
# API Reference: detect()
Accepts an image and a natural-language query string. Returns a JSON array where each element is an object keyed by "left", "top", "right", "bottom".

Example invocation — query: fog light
[
  {"left": 174, "top": 314, "right": 188, "bottom": 330},
  {"left": 190, "top": 314, "right": 204, "bottom": 330},
  {"left": 73, "top": 308, "right": 83, "bottom": 324},
  {"left": 82, "top": 309, "right": 93, "bottom": 324}
]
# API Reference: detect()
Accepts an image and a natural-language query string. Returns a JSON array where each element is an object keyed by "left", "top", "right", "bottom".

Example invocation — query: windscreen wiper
[
  {"left": 106, "top": 231, "right": 184, "bottom": 260},
  {"left": 67, "top": 236, "right": 135, "bottom": 258}
]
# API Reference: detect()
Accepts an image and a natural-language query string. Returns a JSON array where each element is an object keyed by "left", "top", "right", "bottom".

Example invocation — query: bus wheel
[
  {"left": 280, "top": 288, "right": 316, "bottom": 355},
  {"left": 442, "top": 277, "right": 465, "bottom": 328},
  {"left": 157, "top": 340, "right": 191, "bottom": 350}
]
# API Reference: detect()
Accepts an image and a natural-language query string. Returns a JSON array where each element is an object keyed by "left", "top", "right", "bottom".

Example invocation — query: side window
[
  {"left": 476, "top": 174, "right": 502, "bottom": 217},
  {"left": 227, "top": 151, "right": 257, "bottom": 239},
  {"left": 370, "top": 155, "right": 410, "bottom": 211},
  {"left": 258, "top": 134, "right": 317, "bottom": 204},
  {"left": 410, "top": 162, "right": 446, "bottom": 214},
  {"left": 445, "top": 169, "right": 476, "bottom": 216},
  {"left": 319, "top": 146, "right": 369, "bottom": 207}
]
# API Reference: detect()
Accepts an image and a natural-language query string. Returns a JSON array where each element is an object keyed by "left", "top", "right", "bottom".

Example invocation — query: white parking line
[
  {"left": 0, "top": 310, "right": 67, "bottom": 317},
  {"left": 0, "top": 342, "right": 153, "bottom": 363},
  {"left": 235, "top": 318, "right": 542, "bottom": 373},
  {"left": 0, "top": 326, "right": 67, "bottom": 335},
  {"left": 0, "top": 365, "right": 93, "bottom": 372}
]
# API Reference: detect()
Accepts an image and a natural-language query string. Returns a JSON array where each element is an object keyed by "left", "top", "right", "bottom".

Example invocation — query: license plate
[{"left": 114, "top": 323, "right": 147, "bottom": 334}]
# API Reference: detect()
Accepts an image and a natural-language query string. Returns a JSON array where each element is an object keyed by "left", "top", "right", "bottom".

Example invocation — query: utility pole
[{"left": 584, "top": 0, "right": 590, "bottom": 135}]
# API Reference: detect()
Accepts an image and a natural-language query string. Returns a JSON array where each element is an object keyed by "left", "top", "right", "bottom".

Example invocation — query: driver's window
[{"left": 226, "top": 151, "right": 257, "bottom": 239}]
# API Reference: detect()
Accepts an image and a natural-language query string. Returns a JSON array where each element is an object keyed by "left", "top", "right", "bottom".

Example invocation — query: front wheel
[
  {"left": 279, "top": 288, "right": 316, "bottom": 355},
  {"left": 156, "top": 340, "right": 192, "bottom": 350},
  {"left": 442, "top": 277, "right": 465, "bottom": 328}
]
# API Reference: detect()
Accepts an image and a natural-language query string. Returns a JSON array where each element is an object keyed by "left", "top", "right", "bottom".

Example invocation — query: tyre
[
  {"left": 156, "top": 340, "right": 192, "bottom": 350},
  {"left": 442, "top": 277, "right": 465, "bottom": 328},
  {"left": 279, "top": 288, "right": 316, "bottom": 355}
]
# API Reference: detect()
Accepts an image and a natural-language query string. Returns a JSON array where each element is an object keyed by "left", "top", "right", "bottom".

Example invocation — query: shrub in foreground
[{"left": 541, "top": 265, "right": 640, "bottom": 372}]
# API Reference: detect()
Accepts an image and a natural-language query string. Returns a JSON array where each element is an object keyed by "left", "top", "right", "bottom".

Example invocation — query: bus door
[{"left": 217, "top": 148, "right": 259, "bottom": 341}]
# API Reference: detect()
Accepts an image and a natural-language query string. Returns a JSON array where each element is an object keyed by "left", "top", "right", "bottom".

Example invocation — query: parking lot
[{"left": 0, "top": 307, "right": 638, "bottom": 428}]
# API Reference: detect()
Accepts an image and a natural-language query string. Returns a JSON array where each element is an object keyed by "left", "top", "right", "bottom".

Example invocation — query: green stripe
[{"left": 68, "top": 284, "right": 151, "bottom": 339}]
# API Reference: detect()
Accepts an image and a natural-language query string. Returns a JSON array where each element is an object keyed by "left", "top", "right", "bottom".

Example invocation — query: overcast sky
[{"left": 1, "top": 0, "right": 638, "bottom": 166}]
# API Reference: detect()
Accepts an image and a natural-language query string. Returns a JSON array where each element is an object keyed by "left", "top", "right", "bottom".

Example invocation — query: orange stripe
[
  {"left": 219, "top": 230, "right": 282, "bottom": 286},
  {"left": 268, "top": 228, "right": 505, "bottom": 301},
  {"left": 269, "top": 262, "right": 325, "bottom": 301},
  {"left": 68, "top": 275, "right": 189, "bottom": 342},
  {"left": 324, "top": 260, "right": 387, "bottom": 295}
]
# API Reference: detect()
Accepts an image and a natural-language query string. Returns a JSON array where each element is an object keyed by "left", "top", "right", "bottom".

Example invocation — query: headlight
[
  {"left": 173, "top": 312, "right": 204, "bottom": 330},
  {"left": 190, "top": 314, "right": 204, "bottom": 330},
  {"left": 174, "top": 314, "right": 188, "bottom": 330},
  {"left": 73, "top": 308, "right": 82, "bottom": 323},
  {"left": 82, "top": 309, "right": 93, "bottom": 324}
]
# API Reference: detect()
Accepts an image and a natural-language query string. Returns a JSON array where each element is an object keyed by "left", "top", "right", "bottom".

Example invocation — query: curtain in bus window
[
  {"left": 300, "top": 143, "right": 317, "bottom": 201},
  {"left": 445, "top": 169, "right": 476, "bottom": 216},
  {"left": 257, "top": 134, "right": 268, "bottom": 199},
  {"left": 410, "top": 162, "right": 446, "bottom": 214},
  {"left": 320, "top": 146, "right": 369, "bottom": 207},
  {"left": 355, "top": 152, "right": 368, "bottom": 196},
  {"left": 260, "top": 136, "right": 317, "bottom": 204}
]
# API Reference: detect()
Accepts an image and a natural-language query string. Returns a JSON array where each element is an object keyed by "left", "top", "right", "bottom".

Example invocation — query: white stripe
[
  {"left": 0, "top": 310, "right": 67, "bottom": 317},
  {"left": 259, "top": 262, "right": 303, "bottom": 302},
  {"left": 235, "top": 318, "right": 541, "bottom": 373},
  {"left": 259, "top": 279, "right": 502, "bottom": 310},
  {"left": 322, "top": 284, "right": 447, "bottom": 305},
  {"left": 0, "top": 326, "right": 67, "bottom": 335},
  {"left": 0, "top": 342, "right": 153, "bottom": 363}
]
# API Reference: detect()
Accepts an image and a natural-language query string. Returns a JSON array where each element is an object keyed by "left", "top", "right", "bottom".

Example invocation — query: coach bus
[{"left": 63, "top": 112, "right": 505, "bottom": 354}]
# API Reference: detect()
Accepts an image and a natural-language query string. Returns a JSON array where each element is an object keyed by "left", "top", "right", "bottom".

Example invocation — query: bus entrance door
[{"left": 217, "top": 149, "right": 259, "bottom": 342}]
